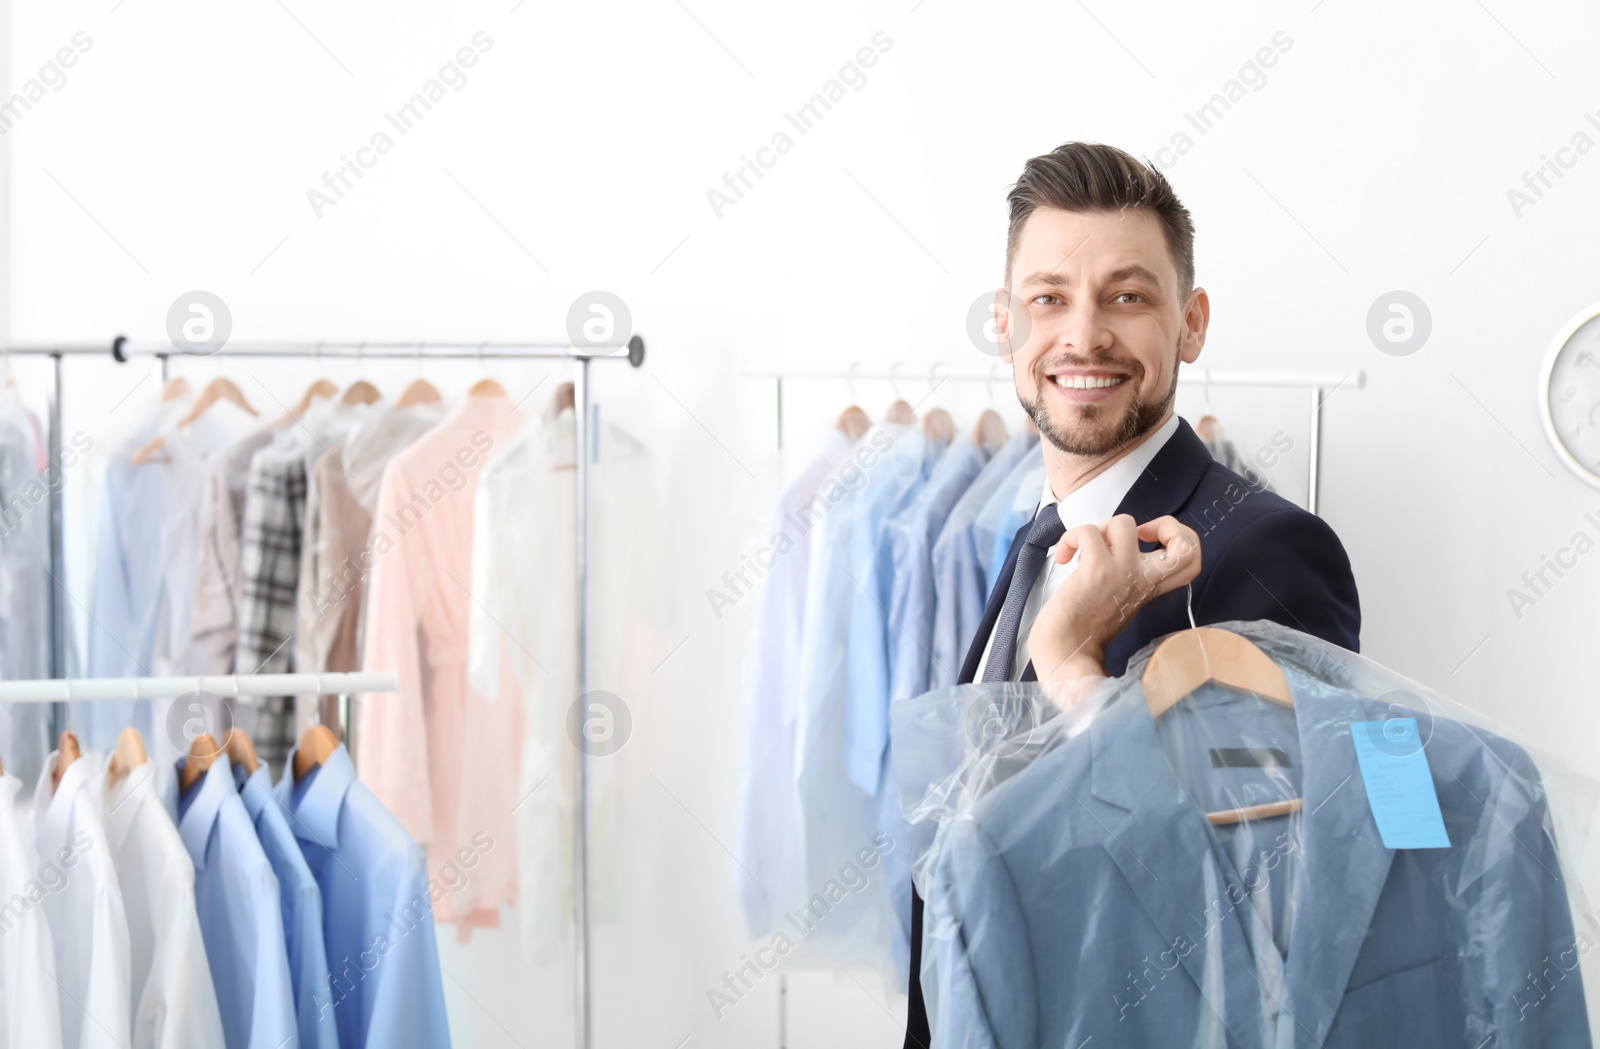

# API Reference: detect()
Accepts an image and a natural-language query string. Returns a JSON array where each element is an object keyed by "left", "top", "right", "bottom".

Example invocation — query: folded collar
[
  {"left": 276, "top": 742, "right": 355, "bottom": 850},
  {"left": 231, "top": 760, "right": 274, "bottom": 823},
  {"left": 102, "top": 756, "right": 157, "bottom": 853},
  {"left": 33, "top": 749, "right": 92, "bottom": 846},
  {"left": 175, "top": 753, "right": 233, "bottom": 870}
]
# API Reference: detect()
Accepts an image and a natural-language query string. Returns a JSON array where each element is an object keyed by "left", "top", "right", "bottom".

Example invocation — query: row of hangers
[
  {"left": 129, "top": 366, "right": 515, "bottom": 467},
  {"left": 38, "top": 720, "right": 343, "bottom": 797},
  {"left": 830, "top": 362, "right": 1034, "bottom": 449}
]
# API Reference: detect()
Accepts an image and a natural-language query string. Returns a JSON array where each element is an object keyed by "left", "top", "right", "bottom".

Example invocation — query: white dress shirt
[
  {"left": 32, "top": 751, "right": 131, "bottom": 1049},
  {"left": 0, "top": 772, "right": 63, "bottom": 1049},
  {"left": 974, "top": 414, "right": 1179, "bottom": 681},
  {"left": 101, "top": 757, "right": 226, "bottom": 1049}
]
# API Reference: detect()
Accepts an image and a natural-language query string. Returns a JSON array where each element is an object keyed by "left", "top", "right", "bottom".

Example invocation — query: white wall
[{"left": 7, "top": 0, "right": 1600, "bottom": 1045}]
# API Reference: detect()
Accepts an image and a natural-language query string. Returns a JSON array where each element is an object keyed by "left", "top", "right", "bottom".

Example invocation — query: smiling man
[{"left": 899, "top": 142, "right": 1361, "bottom": 1047}]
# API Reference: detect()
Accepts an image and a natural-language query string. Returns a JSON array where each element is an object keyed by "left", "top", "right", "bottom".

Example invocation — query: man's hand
[{"left": 1027, "top": 514, "right": 1201, "bottom": 701}]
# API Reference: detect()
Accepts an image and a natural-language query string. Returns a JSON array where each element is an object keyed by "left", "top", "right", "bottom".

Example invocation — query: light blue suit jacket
[{"left": 917, "top": 672, "right": 1591, "bottom": 1048}]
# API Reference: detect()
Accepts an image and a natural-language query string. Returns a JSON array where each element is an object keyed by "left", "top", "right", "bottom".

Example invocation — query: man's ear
[
  {"left": 1179, "top": 287, "right": 1210, "bottom": 365},
  {"left": 994, "top": 287, "right": 1015, "bottom": 364}
]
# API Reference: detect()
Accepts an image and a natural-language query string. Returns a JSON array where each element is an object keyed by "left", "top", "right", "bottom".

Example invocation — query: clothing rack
[
  {"left": 1, "top": 333, "right": 647, "bottom": 1049},
  {"left": 743, "top": 364, "right": 1364, "bottom": 514},
  {"left": 745, "top": 361, "right": 1361, "bottom": 1049}
]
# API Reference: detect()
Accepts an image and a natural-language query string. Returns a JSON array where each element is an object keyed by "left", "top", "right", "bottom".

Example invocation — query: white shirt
[
  {"left": 100, "top": 758, "right": 225, "bottom": 1049},
  {"left": 974, "top": 414, "right": 1180, "bottom": 680},
  {"left": 32, "top": 751, "right": 131, "bottom": 1049},
  {"left": 0, "top": 773, "right": 63, "bottom": 1049}
]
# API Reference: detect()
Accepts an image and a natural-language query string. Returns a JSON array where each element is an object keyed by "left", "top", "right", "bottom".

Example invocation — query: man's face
[{"left": 1000, "top": 206, "right": 1206, "bottom": 457}]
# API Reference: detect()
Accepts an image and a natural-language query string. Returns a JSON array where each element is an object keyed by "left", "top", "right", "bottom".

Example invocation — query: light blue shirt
[
  {"left": 235, "top": 762, "right": 341, "bottom": 1049},
  {"left": 860, "top": 438, "right": 990, "bottom": 797},
  {"left": 793, "top": 422, "right": 926, "bottom": 979},
  {"left": 176, "top": 753, "right": 298, "bottom": 1049},
  {"left": 274, "top": 744, "right": 451, "bottom": 1049},
  {"left": 976, "top": 445, "right": 1047, "bottom": 592},
  {"left": 929, "top": 433, "right": 1038, "bottom": 687},
  {"left": 82, "top": 450, "right": 168, "bottom": 750}
]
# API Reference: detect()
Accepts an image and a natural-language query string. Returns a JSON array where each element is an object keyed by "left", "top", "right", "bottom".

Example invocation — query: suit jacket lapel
[
  {"left": 1278, "top": 680, "right": 1395, "bottom": 1047},
  {"left": 1089, "top": 697, "right": 1271, "bottom": 1049},
  {"left": 1113, "top": 416, "right": 1214, "bottom": 525},
  {"left": 956, "top": 520, "right": 1031, "bottom": 685}
]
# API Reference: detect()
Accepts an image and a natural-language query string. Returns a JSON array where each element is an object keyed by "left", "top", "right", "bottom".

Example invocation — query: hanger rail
[{"left": 0, "top": 671, "right": 398, "bottom": 703}]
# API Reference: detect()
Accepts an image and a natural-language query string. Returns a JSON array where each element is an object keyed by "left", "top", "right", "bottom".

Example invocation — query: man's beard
[{"left": 1021, "top": 337, "right": 1181, "bottom": 457}]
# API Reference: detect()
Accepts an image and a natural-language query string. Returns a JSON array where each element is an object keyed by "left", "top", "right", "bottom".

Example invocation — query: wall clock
[{"left": 1540, "top": 302, "right": 1600, "bottom": 489}]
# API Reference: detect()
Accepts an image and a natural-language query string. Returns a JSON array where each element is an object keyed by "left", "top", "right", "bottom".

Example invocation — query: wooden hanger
[
  {"left": 971, "top": 408, "right": 1008, "bottom": 451},
  {"left": 272, "top": 378, "right": 339, "bottom": 429},
  {"left": 397, "top": 378, "right": 443, "bottom": 408},
  {"left": 884, "top": 400, "right": 915, "bottom": 425},
  {"left": 133, "top": 377, "right": 260, "bottom": 465},
  {"left": 835, "top": 405, "right": 870, "bottom": 440},
  {"left": 160, "top": 376, "right": 192, "bottom": 403},
  {"left": 223, "top": 728, "right": 261, "bottom": 776},
  {"left": 52, "top": 731, "right": 80, "bottom": 794},
  {"left": 922, "top": 407, "right": 955, "bottom": 443},
  {"left": 293, "top": 724, "right": 340, "bottom": 783},
  {"left": 1142, "top": 626, "right": 1298, "bottom": 827},
  {"left": 550, "top": 382, "right": 576, "bottom": 417},
  {"left": 1195, "top": 413, "right": 1220, "bottom": 444},
  {"left": 1019, "top": 413, "right": 1039, "bottom": 435},
  {"left": 468, "top": 377, "right": 506, "bottom": 397},
  {"left": 340, "top": 379, "right": 381, "bottom": 406},
  {"left": 106, "top": 727, "right": 149, "bottom": 789},
  {"left": 179, "top": 733, "right": 224, "bottom": 792}
]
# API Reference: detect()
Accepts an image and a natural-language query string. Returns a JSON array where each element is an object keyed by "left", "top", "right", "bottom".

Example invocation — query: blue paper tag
[{"left": 1349, "top": 718, "right": 1451, "bottom": 850}]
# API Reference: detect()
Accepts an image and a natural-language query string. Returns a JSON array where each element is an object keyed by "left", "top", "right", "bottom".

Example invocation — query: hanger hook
[
  {"left": 986, "top": 361, "right": 1002, "bottom": 406},
  {"left": 1203, "top": 368, "right": 1212, "bottom": 411},
  {"left": 1185, "top": 583, "right": 1197, "bottom": 629},
  {"left": 928, "top": 361, "right": 947, "bottom": 403},
  {"left": 888, "top": 361, "right": 905, "bottom": 401},
  {"left": 846, "top": 361, "right": 860, "bottom": 405}
]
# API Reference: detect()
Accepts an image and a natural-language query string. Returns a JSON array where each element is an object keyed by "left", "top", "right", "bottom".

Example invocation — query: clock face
[{"left": 1543, "top": 308, "right": 1600, "bottom": 488}]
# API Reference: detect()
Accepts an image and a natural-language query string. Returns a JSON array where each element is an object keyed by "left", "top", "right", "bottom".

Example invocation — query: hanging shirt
[
  {"left": 972, "top": 413, "right": 1178, "bottom": 681},
  {"left": 358, "top": 393, "right": 524, "bottom": 929},
  {"left": 82, "top": 397, "right": 192, "bottom": 751},
  {"left": 185, "top": 427, "right": 275, "bottom": 676},
  {"left": 174, "top": 753, "right": 297, "bottom": 1049},
  {"left": 295, "top": 401, "right": 444, "bottom": 738},
  {"left": 732, "top": 428, "right": 855, "bottom": 939},
  {"left": 32, "top": 750, "right": 131, "bottom": 1049},
  {"left": 466, "top": 405, "right": 661, "bottom": 955},
  {"left": 791, "top": 421, "right": 924, "bottom": 977},
  {"left": 0, "top": 771, "right": 63, "bottom": 1049},
  {"left": 232, "top": 762, "right": 339, "bottom": 1049},
  {"left": 274, "top": 743, "right": 451, "bottom": 1049},
  {"left": 928, "top": 431, "right": 1039, "bottom": 691},
  {"left": 978, "top": 453, "right": 1048, "bottom": 594},
  {"left": 0, "top": 391, "right": 54, "bottom": 787},
  {"left": 101, "top": 757, "right": 226, "bottom": 1049}
]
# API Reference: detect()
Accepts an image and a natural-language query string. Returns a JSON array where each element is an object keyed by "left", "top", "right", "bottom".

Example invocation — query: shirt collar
[
  {"left": 1041, "top": 413, "right": 1181, "bottom": 528},
  {"left": 277, "top": 743, "right": 355, "bottom": 849},
  {"left": 102, "top": 757, "right": 157, "bottom": 853},
  {"left": 33, "top": 749, "right": 93, "bottom": 846},
  {"left": 232, "top": 760, "right": 275, "bottom": 823},
  {"left": 175, "top": 753, "right": 233, "bottom": 870}
]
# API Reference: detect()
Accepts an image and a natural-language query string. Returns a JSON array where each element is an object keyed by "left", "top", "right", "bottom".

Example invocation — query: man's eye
[
  {"left": 1033, "top": 294, "right": 1061, "bottom": 306},
  {"left": 1113, "top": 292, "right": 1144, "bottom": 304}
]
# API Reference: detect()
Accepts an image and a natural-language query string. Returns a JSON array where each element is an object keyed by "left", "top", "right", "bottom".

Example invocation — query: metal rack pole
[{"left": 572, "top": 354, "right": 594, "bottom": 1049}]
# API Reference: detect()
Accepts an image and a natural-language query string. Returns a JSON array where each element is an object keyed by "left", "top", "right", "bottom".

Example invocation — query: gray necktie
[{"left": 982, "top": 505, "right": 1068, "bottom": 682}]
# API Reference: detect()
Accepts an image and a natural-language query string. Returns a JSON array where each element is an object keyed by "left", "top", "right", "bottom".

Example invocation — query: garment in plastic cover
[{"left": 893, "top": 619, "right": 1599, "bottom": 1048}]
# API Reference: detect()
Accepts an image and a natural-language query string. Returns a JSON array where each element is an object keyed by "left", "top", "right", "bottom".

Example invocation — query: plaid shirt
[{"left": 236, "top": 449, "right": 308, "bottom": 675}]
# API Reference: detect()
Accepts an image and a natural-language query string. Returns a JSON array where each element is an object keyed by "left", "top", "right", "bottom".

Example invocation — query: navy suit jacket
[{"left": 902, "top": 417, "right": 1361, "bottom": 1047}]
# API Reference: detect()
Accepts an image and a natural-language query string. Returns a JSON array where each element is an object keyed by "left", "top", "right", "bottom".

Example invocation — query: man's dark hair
[{"left": 1004, "top": 142, "right": 1195, "bottom": 298}]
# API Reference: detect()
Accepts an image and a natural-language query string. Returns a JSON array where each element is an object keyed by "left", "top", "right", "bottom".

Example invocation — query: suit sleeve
[{"left": 1196, "top": 507, "right": 1361, "bottom": 653}]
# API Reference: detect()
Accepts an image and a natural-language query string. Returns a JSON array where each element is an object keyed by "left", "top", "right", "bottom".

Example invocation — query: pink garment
[{"left": 356, "top": 394, "right": 524, "bottom": 927}]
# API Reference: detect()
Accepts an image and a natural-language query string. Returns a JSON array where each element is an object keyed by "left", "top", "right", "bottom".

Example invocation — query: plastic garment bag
[{"left": 892, "top": 619, "right": 1598, "bottom": 1049}]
